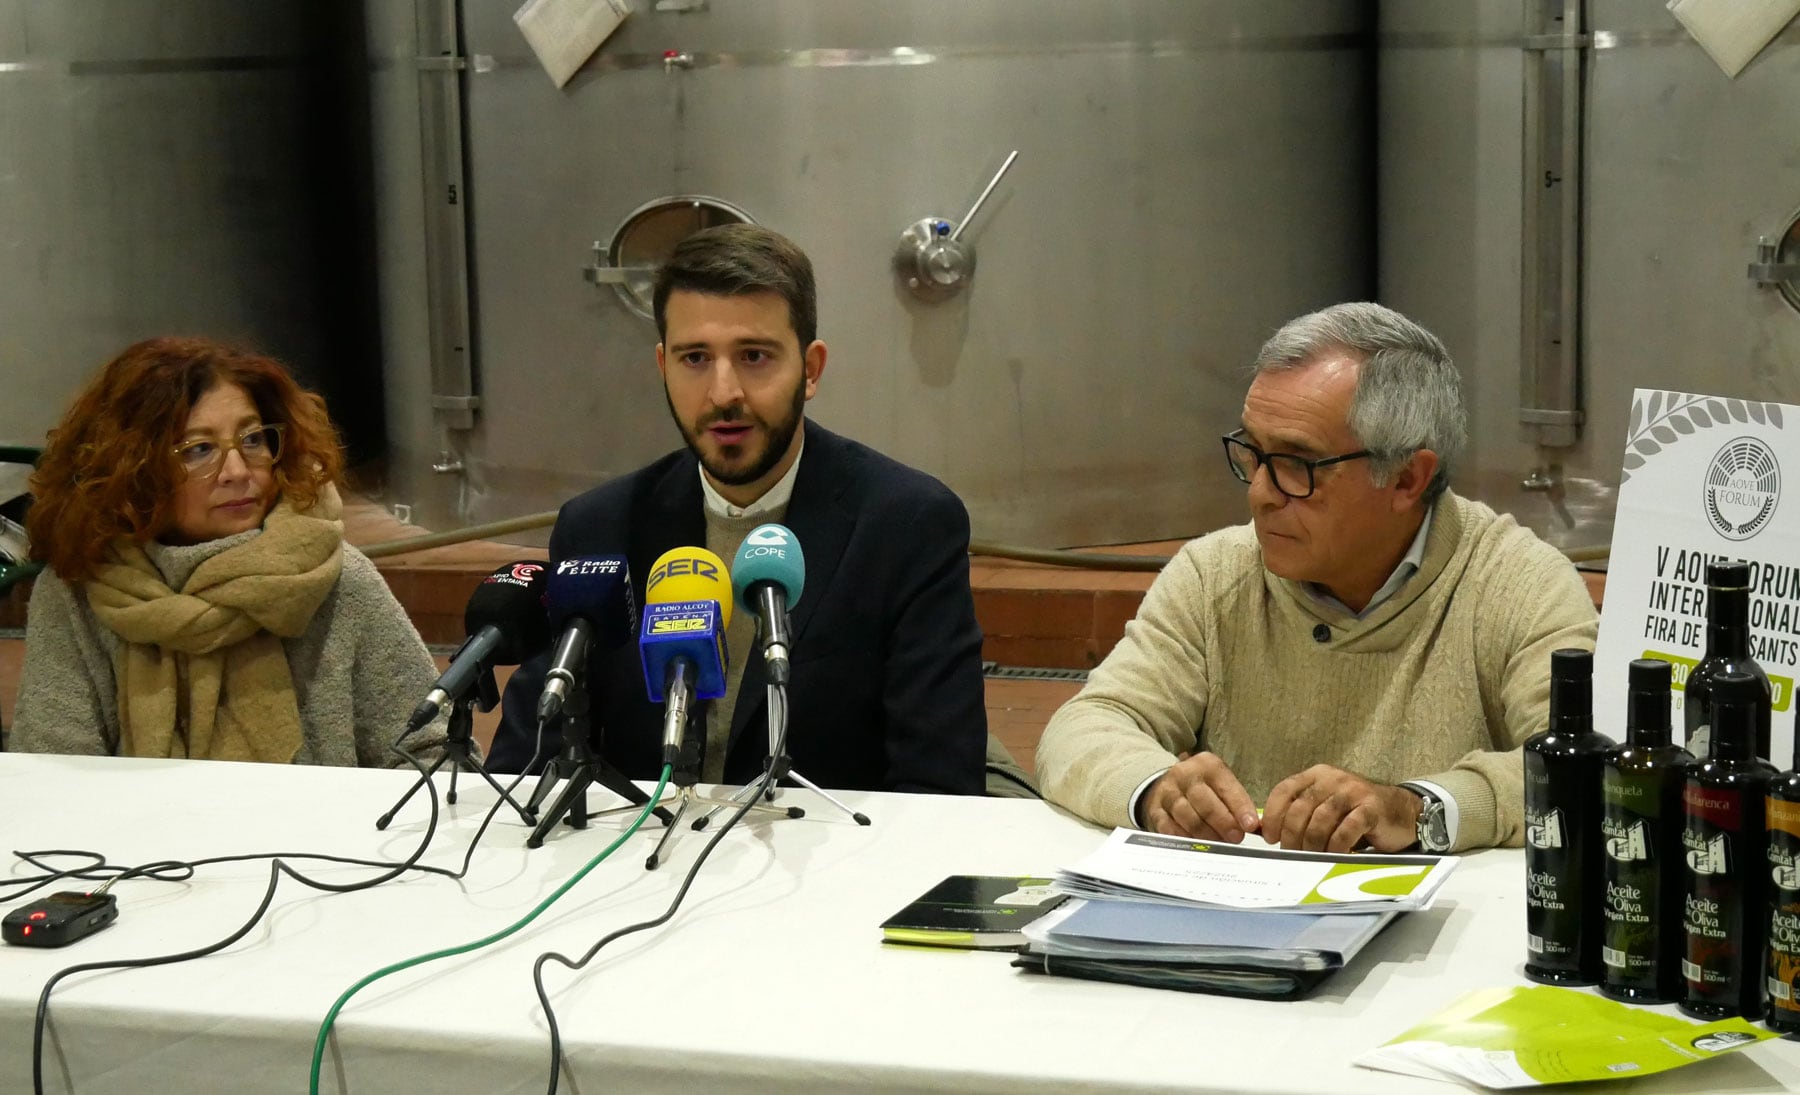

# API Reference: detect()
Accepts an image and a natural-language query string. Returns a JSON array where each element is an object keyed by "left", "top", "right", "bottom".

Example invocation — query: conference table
[{"left": 2, "top": 753, "right": 1797, "bottom": 1095}]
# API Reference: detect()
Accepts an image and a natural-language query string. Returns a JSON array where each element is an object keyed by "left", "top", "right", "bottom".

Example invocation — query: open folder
[{"left": 1013, "top": 898, "right": 1397, "bottom": 998}]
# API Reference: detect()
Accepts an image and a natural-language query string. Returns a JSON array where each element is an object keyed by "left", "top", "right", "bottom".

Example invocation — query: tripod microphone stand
[
  {"left": 525, "top": 673, "right": 674, "bottom": 848},
  {"left": 377, "top": 666, "right": 536, "bottom": 830},
  {"left": 691, "top": 683, "right": 872, "bottom": 833},
  {"left": 645, "top": 691, "right": 803, "bottom": 870}
]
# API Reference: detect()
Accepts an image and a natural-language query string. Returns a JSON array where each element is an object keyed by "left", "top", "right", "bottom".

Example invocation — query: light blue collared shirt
[{"left": 1301, "top": 505, "right": 1434, "bottom": 619}]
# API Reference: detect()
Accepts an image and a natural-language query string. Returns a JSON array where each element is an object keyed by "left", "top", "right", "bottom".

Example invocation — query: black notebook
[{"left": 880, "top": 875, "right": 1069, "bottom": 950}]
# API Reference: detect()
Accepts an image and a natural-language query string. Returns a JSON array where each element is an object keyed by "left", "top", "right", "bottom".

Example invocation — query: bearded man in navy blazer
[{"left": 488, "top": 224, "right": 988, "bottom": 795}]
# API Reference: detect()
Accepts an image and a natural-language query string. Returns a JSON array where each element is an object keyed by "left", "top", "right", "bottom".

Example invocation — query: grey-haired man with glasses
[{"left": 1038, "top": 303, "right": 1597, "bottom": 854}]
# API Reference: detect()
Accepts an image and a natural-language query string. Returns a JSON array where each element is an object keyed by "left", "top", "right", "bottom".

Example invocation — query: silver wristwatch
[{"left": 1408, "top": 784, "right": 1451, "bottom": 853}]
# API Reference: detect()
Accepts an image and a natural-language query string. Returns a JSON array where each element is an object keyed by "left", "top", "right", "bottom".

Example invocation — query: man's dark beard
[{"left": 666, "top": 378, "right": 807, "bottom": 487}]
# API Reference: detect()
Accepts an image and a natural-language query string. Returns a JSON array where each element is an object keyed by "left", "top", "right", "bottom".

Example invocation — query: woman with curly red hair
[{"left": 7, "top": 337, "right": 445, "bottom": 765}]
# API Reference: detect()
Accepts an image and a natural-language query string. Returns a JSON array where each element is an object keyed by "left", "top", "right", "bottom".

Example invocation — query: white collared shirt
[{"left": 698, "top": 431, "right": 805, "bottom": 520}]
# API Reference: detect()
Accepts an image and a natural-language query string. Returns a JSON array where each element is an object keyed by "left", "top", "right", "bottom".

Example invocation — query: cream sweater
[{"left": 1036, "top": 492, "right": 1598, "bottom": 851}]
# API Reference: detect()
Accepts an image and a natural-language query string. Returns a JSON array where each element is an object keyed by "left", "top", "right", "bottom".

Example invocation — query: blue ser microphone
[
  {"left": 732, "top": 524, "right": 805, "bottom": 686},
  {"left": 537, "top": 555, "right": 637, "bottom": 726},
  {"left": 639, "top": 546, "right": 732, "bottom": 767}
]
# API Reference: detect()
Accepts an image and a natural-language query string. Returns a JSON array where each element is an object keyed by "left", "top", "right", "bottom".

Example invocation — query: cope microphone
[
  {"left": 537, "top": 555, "right": 637, "bottom": 726},
  {"left": 404, "top": 561, "right": 552, "bottom": 735},
  {"left": 638, "top": 546, "right": 732, "bottom": 767},
  {"left": 731, "top": 524, "right": 804, "bottom": 686}
]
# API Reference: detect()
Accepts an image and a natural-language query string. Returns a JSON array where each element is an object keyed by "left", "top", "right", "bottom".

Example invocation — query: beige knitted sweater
[{"left": 1036, "top": 492, "right": 1598, "bottom": 851}]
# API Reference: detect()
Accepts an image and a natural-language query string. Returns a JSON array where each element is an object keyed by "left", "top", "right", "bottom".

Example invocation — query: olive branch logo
[{"left": 1620, "top": 391, "right": 1784, "bottom": 484}]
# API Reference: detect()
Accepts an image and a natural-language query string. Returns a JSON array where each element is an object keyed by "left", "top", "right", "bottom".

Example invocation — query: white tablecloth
[{"left": 1, "top": 753, "right": 1796, "bottom": 1094}]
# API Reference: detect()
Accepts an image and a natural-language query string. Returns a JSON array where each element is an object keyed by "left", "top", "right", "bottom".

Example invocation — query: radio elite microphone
[
  {"left": 731, "top": 524, "right": 804, "bottom": 686},
  {"left": 638, "top": 546, "right": 733, "bottom": 767},
  {"left": 537, "top": 554, "right": 637, "bottom": 726},
  {"left": 404, "top": 561, "right": 553, "bottom": 734}
]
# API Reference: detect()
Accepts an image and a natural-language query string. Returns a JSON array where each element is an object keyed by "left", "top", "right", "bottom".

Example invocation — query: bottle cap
[
  {"left": 1706, "top": 560, "right": 1752, "bottom": 589},
  {"left": 1627, "top": 657, "right": 1671, "bottom": 693},
  {"left": 1713, "top": 669, "right": 1760, "bottom": 703},
  {"left": 1625, "top": 658, "right": 1672, "bottom": 742},
  {"left": 1551, "top": 648, "right": 1592, "bottom": 681},
  {"left": 1549, "top": 648, "right": 1593, "bottom": 726}
]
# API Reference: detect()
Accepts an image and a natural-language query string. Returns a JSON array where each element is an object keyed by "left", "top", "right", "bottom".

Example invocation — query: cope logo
[
  {"left": 746, "top": 526, "right": 790, "bottom": 547},
  {"left": 1703, "top": 437, "right": 1780, "bottom": 542}
]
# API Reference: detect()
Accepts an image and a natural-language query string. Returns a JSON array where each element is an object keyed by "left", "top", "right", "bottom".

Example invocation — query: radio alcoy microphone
[
  {"left": 537, "top": 555, "right": 637, "bottom": 726},
  {"left": 638, "top": 546, "right": 733, "bottom": 766},
  {"left": 404, "top": 560, "right": 552, "bottom": 734},
  {"left": 731, "top": 524, "right": 804, "bottom": 686}
]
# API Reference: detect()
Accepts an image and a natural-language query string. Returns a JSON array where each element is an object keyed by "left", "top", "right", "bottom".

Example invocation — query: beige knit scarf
[{"left": 84, "top": 486, "right": 346, "bottom": 762}]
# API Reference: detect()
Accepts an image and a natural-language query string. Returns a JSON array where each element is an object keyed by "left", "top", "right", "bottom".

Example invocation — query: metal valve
[{"left": 893, "top": 150, "right": 1018, "bottom": 303}]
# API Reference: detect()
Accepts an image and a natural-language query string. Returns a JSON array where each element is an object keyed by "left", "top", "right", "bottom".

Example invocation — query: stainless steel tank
[
  {"left": 370, "top": 0, "right": 1375, "bottom": 546},
  {"left": 1379, "top": 0, "right": 1800, "bottom": 552},
  {"left": 0, "top": 1, "right": 383, "bottom": 457}
]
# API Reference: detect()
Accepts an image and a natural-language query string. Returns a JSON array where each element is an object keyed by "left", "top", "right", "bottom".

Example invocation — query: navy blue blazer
[{"left": 489, "top": 423, "right": 987, "bottom": 795}]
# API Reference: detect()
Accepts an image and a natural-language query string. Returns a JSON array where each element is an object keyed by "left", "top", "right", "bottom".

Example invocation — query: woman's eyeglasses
[{"left": 173, "top": 425, "right": 286, "bottom": 480}]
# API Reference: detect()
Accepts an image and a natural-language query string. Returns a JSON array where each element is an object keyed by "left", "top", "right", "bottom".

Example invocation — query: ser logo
[
  {"left": 1704, "top": 436, "right": 1780, "bottom": 542},
  {"left": 647, "top": 556, "right": 719, "bottom": 591}
]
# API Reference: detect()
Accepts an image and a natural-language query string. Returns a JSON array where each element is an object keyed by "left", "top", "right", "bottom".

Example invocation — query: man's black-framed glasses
[{"left": 1221, "top": 429, "right": 1371, "bottom": 500}]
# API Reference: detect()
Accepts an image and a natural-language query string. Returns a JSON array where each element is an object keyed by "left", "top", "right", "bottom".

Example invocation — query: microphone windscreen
[
  {"left": 731, "top": 524, "right": 804, "bottom": 608},
  {"left": 547, "top": 555, "right": 637, "bottom": 647},
  {"left": 463, "top": 560, "right": 552, "bottom": 664},
  {"left": 645, "top": 545, "right": 734, "bottom": 628}
]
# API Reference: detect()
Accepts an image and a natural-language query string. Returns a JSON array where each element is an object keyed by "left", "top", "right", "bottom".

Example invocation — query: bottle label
[
  {"left": 1683, "top": 780, "right": 1765, "bottom": 1013},
  {"left": 1526, "top": 806, "right": 1567, "bottom": 852},
  {"left": 1525, "top": 749, "right": 1599, "bottom": 974},
  {"left": 1601, "top": 768, "right": 1668, "bottom": 986},
  {"left": 1767, "top": 796, "right": 1800, "bottom": 1018}
]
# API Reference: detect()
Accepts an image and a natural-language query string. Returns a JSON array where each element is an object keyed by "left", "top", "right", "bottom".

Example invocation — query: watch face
[{"left": 1419, "top": 803, "right": 1450, "bottom": 851}]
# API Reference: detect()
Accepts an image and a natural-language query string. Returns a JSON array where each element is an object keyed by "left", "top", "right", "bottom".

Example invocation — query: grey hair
[{"left": 1253, "top": 302, "right": 1467, "bottom": 503}]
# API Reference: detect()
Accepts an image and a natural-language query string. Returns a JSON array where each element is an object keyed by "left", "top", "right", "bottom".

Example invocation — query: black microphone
[
  {"left": 403, "top": 561, "right": 552, "bottom": 735},
  {"left": 537, "top": 555, "right": 637, "bottom": 726}
]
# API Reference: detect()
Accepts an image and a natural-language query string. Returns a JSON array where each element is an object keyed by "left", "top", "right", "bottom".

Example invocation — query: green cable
[{"left": 308, "top": 768, "right": 673, "bottom": 1093}]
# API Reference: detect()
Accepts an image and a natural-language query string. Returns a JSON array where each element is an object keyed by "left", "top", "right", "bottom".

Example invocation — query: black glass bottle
[
  {"left": 1525, "top": 648, "right": 1615, "bottom": 984},
  {"left": 1600, "top": 659, "right": 1694, "bottom": 1002},
  {"left": 1684, "top": 560, "right": 1771, "bottom": 762},
  {"left": 1765, "top": 713, "right": 1800, "bottom": 1033},
  {"left": 1681, "top": 671, "right": 1776, "bottom": 1019}
]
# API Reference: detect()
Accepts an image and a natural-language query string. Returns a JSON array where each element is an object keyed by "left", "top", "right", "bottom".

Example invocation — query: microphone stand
[
  {"left": 525, "top": 669, "right": 674, "bottom": 848},
  {"left": 694, "top": 683, "right": 872, "bottom": 832},
  {"left": 645, "top": 689, "right": 802, "bottom": 870},
  {"left": 376, "top": 667, "right": 537, "bottom": 829}
]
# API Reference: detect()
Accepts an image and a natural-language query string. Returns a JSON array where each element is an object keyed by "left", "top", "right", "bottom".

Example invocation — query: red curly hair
[{"left": 27, "top": 337, "right": 345, "bottom": 583}]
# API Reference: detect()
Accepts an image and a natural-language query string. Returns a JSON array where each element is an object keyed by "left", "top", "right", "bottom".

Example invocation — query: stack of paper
[
  {"left": 1054, "top": 828, "right": 1457, "bottom": 913},
  {"left": 1012, "top": 829, "right": 1454, "bottom": 997}
]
